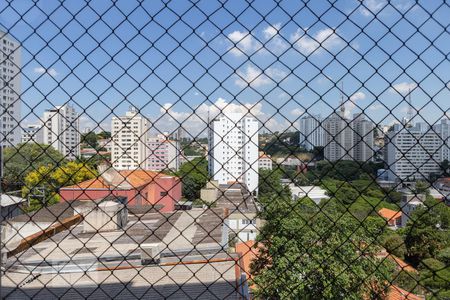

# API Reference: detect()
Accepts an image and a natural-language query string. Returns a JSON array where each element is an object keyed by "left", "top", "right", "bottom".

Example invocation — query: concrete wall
[{"left": 1, "top": 221, "right": 52, "bottom": 251}]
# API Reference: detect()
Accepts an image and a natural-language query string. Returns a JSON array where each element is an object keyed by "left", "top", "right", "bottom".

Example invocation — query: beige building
[{"left": 111, "top": 107, "right": 149, "bottom": 170}]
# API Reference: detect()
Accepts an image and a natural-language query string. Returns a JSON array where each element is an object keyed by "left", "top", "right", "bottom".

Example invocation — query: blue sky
[{"left": 1, "top": 0, "right": 449, "bottom": 136}]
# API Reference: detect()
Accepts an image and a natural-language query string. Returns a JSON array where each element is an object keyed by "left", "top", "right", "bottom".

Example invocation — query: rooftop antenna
[
  {"left": 406, "top": 88, "right": 414, "bottom": 124},
  {"left": 339, "top": 81, "right": 346, "bottom": 116}
]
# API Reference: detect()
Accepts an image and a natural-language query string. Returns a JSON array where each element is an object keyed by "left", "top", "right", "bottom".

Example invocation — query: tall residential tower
[
  {"left": 111, "top": 107, "right": 148, "bottom": 170},
  {"left": 42, "top": 104, "right": 80, "bottom": 159},
  {"left": 299, "top": 114, "right": 324, "bottom": 151},
  {"left": 208, "top": 112, "right": 259, "bottom": 193},
  {"left": 0, "top": 30, "right": 21, "bottom": 147}
]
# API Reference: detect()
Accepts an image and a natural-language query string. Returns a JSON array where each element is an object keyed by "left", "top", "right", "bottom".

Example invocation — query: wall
[{"left": 59, "top": 177, "right": 182, "bottom": 213}]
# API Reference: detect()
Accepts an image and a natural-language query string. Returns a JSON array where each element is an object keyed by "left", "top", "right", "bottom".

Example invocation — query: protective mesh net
[{"left": 1, "top": 1, "right": 450, "bottom": 299}]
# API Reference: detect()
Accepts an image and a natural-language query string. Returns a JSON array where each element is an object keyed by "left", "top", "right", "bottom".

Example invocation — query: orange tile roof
[
  {"left": 235, "top": 240, "right": 258, "bottom": 279},
  {"left": 62, "top": 169, "right": 176, "bottom": 190},
  {"left": 377, "top": 250, "right": 417, "bottom": 274},
  {"left": 378, "top": 208, "right": 402, "bottom": 220},
  {"left": 386, "top": 285, "right": 423, "bottom": 300}
]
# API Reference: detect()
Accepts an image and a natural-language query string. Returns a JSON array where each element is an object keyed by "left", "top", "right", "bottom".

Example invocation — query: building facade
[
  {"left": 323, "top": 105, "right": 354, "bottom": 161},
  {"left": 352, "top": 113, "right": 375, "bottom": 161},
  {"left": 208, "top": 113, "right": 259, "bottom": 193},
  {"left": 42, "top": 104, "right": 80, "bottom": 159},
  {"left": 111, "top": 107, "right": 148, "bottom": 170},
  {"left": 386, "top": 123, "right": 442, "bottom": 181},
  {"left": 258, "top": 152, "right": 273, "bottom": 170},
  {"left": 299, "top": 114, "right": 324, "bottom": 151},
  {"left": 0, "top": 30, "right": 21, "bottom": 147},
  {"left": 436, "top": 118, "right": 450, "bottom": 162},
  {"left": 21, "top": 124, "right": 43, "bottom": 144},
  {"left": 146, "top": 134, "right": 180, "bottom": 172}
]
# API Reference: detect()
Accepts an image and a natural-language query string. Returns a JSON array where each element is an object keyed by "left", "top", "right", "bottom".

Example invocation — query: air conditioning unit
[{"left": 140, "top": 243, "right": 161, "bottom": 265}]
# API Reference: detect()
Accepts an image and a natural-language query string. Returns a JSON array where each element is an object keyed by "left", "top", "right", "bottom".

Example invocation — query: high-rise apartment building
[
  {"left": 323, "top": 104, "right": 354, "bottom": 161},
  {"left": 208, "top": 113, "right": 259, "bottom": 193},
  {"left": 146, "top": 134, "right": 180, "bottom": 172},
  {"left": 352, "top": 113, "right": 375, "bottom": 161},
  {"left": 299, "top": 114, "right": 324, "bottom": 151},
  {"left": 436, "top": 118, "right": 450, "bottom": 162},
  {"left": 386, "top": 123, "right": 442, "bottom": 181},
  {"left": 43, "top": 104, "right": 80, "bottom": 159},
  {"left": 0, "top": 30, "right": 21, "bottom": 147},
  {"left": 21, "top": 124, "right": 43, "bottom": 144},
  {"left": 111, "top": 107, "right": 148, "bottom": 170}
]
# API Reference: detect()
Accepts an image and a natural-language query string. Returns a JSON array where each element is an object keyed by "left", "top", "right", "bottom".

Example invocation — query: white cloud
[
  {"left": 360, "top": 0, "right": 387, "bottom": 17},
  {"left": 235, "top": 65, "right": 287, "bottom": 88},
  {"left": 350, "top": 91, "right": 366, "bottom": 102},
  {"left": 227, "top": 30, "right": 262, "bottom": 56},
  {"left": 156, "top": 97, "right": 294, "bottom": 136},
  {"left": 290, "top": 28, "right": 343, "bottom": 55},
  {"left": 369, "top": 103, "right": 384, "bottom": 111},
  {"left": 393, "top": 0, "right": 415, "bottom": 11},
  {"left": 390, "top": 82, "right": 417, "bottom": 95},
  {"left": 263, "top": 23, "right": 281, "bottom": 39},
  {"left": 34, "top": 66, "right": 59, "bottom": 77},
  {"left": 290, "top": 108, "right": 304, "bottom": 117},
  {"left": 344, "top": 91, "right": 366, "bottom": 118}
]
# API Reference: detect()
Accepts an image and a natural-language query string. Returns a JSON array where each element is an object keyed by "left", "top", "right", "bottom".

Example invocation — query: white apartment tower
[
  {"left": 437, "top": 118, "right": 450, "bottom": 162},
  {"left": 0, "top": 30, "right": 21, "bottom": 147},
  {"left": 323, "top": 104, "right": 354, "bottom": 161},
  {"left": 43, "top": 104, "right": 80, "bottom": 159},
  {"left": 111, "top": 107, "right": 148, "bottom": 170},
  {"left": 352, "top": 113, "right": 375, "bottom": 161},
  {"left": 208, "top": 113, "right": 259, "bottom": 193},
  {"left": 299, "top": 114, "right": 324, "bottom": 151},
  {"left": 146, "top": 134, "right": 180, "bottom": 171},
  {"left": 22, "top": 124, "right": 44, "bottom": 144},
  {"left": 386, "top": 123, "right": 442, "bottom": 181}
]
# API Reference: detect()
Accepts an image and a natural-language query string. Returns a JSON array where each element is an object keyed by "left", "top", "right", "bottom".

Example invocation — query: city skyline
[{"left": 1, "top": 0, "right": 447, "bottom": 136}]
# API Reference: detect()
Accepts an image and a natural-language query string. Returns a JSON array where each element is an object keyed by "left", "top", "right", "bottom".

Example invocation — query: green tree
[
  {"left": 22, "top": 161, "right": 97, "bottom": 211},
  {"left": 2, "top": 143, "right": 66, "bottom": 191},
  {"left": 176, "top": 157, "right": 208, "bottom": 201},
  {"left": 382, "top": 233, "right": 407, "bottom": 259},
  {"left": 258, "top": 168, "right": 291, "bottom": 201},
  {"left": 418, "top": 258, "right": 450, "bottom": 293},
  {"left": 414, "top": 181, "right": 430, "bottom": 195},
  {"left": 252, "top": 207, "right": 394, "bottom": 299},
  {"left": 404, "top": 198, "right": 450, "bottom": 265},
  {"left": 97, "top": 131, "right": 111, "bottom": 139},
  {"left": 81, "top": 132, "right": 99, "bottom": 149}
]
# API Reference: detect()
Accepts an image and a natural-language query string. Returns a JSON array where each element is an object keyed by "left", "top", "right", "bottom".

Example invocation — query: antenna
[
  {"left": 339, "top": 81, "right": 346, "bottom": 115},
  {"left": 406, "top": 88, "right": 414, "bottom": 124}
]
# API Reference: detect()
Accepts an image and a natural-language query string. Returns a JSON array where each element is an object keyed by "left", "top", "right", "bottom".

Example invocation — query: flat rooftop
[
  {"left": 216, "top": 183, "right": 259, "bottom": 214},
  {"left": 2, "top": 258, "right": 245, "bottom": 299},
  {"left": 5, "top": 208, "right": 227, "bottom": 273}
]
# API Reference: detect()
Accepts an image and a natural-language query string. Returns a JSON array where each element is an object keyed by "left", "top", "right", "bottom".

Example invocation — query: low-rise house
[
  {"left": 378, "top": 208, "right": 402, "bottom": 229},
  {"left": 59, "top": 166, "right": 181, "bottom": 212},
  {"left": 401, "top": 194, "right": 425, "bottom": 227},
  {"left": 258, "top": 152, "right": 273, "bottom": 170},
  {"left": 289, "top": 185, "right": 329, "bottom": 204},
  {"left": 208, "top": 183, "right": 261, "bottom": 243}
]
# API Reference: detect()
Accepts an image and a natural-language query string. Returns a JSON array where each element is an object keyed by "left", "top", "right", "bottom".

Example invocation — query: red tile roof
[
  {"left": 236, "top": 241, "right": 258, "bottom": 278},
  {"left": 62, "top": 169, "right": 175, "bottom": 190},
  {"left": 378, "top": 208, "right": 402, "bottom": 220},
  {"left": 386, "top": 285, "right": 423, "bottom": 300}
]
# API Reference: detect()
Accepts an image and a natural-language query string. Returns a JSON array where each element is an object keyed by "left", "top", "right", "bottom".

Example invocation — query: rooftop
[
  {"left": 1, "top": 194, "right": 27, "bottom": 207},
  {"left": 5, "top": 207, "right": 228, "bottom": 273},
  {"left": 378, "top": 208, "right": 402, "bottom": 221},
  {"left": 2, "top": 258, "right": 246, "bottom": 299},
  {"left": 216, "top": 183, "right": 259, "bottom": 214},
  {"left": 61, "top": 169, "right": 177, "bottom": 190}
]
